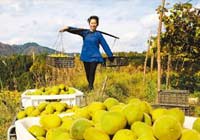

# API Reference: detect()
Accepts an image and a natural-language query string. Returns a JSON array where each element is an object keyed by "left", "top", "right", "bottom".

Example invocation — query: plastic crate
[
  {"left": 21, "top": 88, "right": 84, "bottom": 108},
  {"left": 158, "top": 90, "right": 189, "bottom": 105},
  {"left": 46, "top": 55, "right": 75, "bottom": 68},
  {"left": 7, "top": 125, "right": 16, "bottom": 140},
  {"left": 102, "top": 56, "right": 129, "bottom": 67},
  {"left": 14, "top": 113, "right": 73, "bottom": 140},
  {"left": 13, "top": 115, "right": 196, "bottom": 140}
]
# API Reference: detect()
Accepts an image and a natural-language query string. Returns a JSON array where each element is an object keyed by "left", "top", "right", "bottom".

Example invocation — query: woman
[{"left": 59, "top": 15, "right": 113, "bottom": 90}]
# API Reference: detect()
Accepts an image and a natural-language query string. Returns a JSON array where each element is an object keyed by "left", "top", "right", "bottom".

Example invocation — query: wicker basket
[
  {"left": 102, "top": 56, "right": 129, "bottom": 67},
  {"left": 46, "top": 55, "right": 75, "bottom": 68}
]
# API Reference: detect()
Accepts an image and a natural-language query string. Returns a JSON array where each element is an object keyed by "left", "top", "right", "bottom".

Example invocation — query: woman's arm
[
  {"left": 99, "top": 33, "right": 113, "bottom": 57},
  {"left": 59, "top": 26, "right": 85, "bottom": 36}
]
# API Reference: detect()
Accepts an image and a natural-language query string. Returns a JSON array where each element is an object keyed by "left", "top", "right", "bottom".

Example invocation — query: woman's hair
[{"left": 88, "top": 15, "right": 99, "bottom": 25}]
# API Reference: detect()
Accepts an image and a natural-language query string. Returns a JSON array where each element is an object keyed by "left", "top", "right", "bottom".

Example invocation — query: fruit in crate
[
  {"left": 100, "top": 112, "right": 127, "bottom": 135},
  {"left": 83, "top": 127, "right": 110, "bottom": 140},
  {"left": 40, "top": 114, "right": 62, "bottom": 129},
  {"left": 70, "top": 118, "right": 93, "bottom": 139},
  {"left": 24, "top": 97, "right": 200, "bottom": 140},
  {"left": 46, "top": 127, "right": 70, "bottom": 140},
  {"left": 153, "top": 115, "right": 182, "bottom": 140},
  {"left": 17, "top": 102, "right": 70, "bottom": 119},
  {"left": 25, "top": 84, "right": 76, "bottom": 95},
  {"left": 112, "top": 129, "right": 137, "bottom": 140},
  {"left": 28, "top": 125, "right": 46, "bottom": 137},
  {"left": 48, "top": 53, "right": 69, "bottom": 58}
]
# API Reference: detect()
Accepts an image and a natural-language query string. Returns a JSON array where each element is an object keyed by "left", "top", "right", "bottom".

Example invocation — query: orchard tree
[{"left": 160, "top": 2, "right": 200, "bottom": 91}]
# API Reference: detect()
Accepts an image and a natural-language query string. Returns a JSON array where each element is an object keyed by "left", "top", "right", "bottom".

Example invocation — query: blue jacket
[{"left": 66, "top": 26, "right": 113, "bottom": 62}]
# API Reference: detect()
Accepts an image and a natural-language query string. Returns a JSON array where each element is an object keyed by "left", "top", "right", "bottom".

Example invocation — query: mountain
[{"left": 0, "top": 42, "right": 56, "bottom": 56}]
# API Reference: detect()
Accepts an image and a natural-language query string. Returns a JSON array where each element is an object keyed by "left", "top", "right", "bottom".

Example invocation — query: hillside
[{"left": 0, "top": 42, "right": 55, "bottom": 56}]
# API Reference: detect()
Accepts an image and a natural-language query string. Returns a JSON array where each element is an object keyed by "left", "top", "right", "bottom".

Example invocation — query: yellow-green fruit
[
  {"left": 30, "top": 108, "right": 41, "bottom": 117},
  {"left": 151, "top": 108, "right": 167, "bottom": 122},
  {"left": 74, "top": 107, "right": 90, "bottom": 119},
  {"left": 25, "top": 106, "right": 35, "bottom": 116},
  {"left": 36, "top": 136, "right": 46, "bottom": 140},
  {"left": 92, "top": 110, "right": 107, "bottom": 123},
  {"left": 143, "top": 112, "right": 152, "bottom": 126},
  {"left": 28, "top": 125, "right": 46, "bottom": 137},
  {"left": 140, "top": 101, "right": 152, "bottom": 114},
  {"left": 131, "top": 121, "right": 153, "bottom": 137},
  {"left": 88, "top": 102, "right": 106, "bottom": 115},
  {"left": 51, "top": 86, "right": 60, "bottom": 95},
  {"left": 103, "top": 98, "right": 119, "bottom": 110},
  {"left": 37, "top": 102, "right": 48, "bottom": 111},
  {"left": 122, "top": 103, "right": 143, "bottom": 125},
  {"left": 193, "top": 118, "right": 200, "bottom": 133},
  {"left": 59, "top": 84, "right": 66, "bottom": 90},
  {"left": 112, "top": 129, "right": 137, "bottom": 140},
  {"left": 153, "top": 115, "right": 182, "bottom": 140},
  {"left": 46, "top": 127, "right": 70, "bottom": 140},
  {"left": 34, "top": 89, "right": 43, "bottom": 95},
  {"left": 180, "top": 129, "right": 200, "bottom": 140},
  {"left": 83, "top": 127, "right": 110, "bottom": 140},
  {"left": 60, "top": 90, "right": 66, "bottom": 94},
  {"left": 109, "top": 103, "right": 125, "bottom": 113},
  {"left": 40, "top": 114, "right": 62, "bottom": 129},
  {"left": 70, "top": 118, "right": 93, "bottom": 140},
  {"left": 45, "top": 104, "right": 55, "bottom": 114},
  {"left": 68, "top": 88, "right": 75, "bottom": 94},
  {"left": 17, "top": 111, "right": 26, "bottom": 119},
  {"left": 52, "top": 102, "right": 66, "bottom": 112},
  {"left": 137, "top": 134, "right": 157, "bottom": 140},
  {"left": 60, "top": 116, "right": 74, "bottom": 131},
  {"left": 166, "top": 108, "right": 185, "bottom": 125},
  {"left": 100, "top": 112, "right": 127, "bottom": 135}
]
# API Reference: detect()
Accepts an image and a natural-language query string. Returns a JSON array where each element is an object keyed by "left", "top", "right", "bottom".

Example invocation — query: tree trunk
[
  {"left": 156, "top": 0, "right": 165, "bottom": 103},
  {"left": 166, "top": 54, "right": 171, "bottom": 89},
  {"left": 143, "top": 46, "right": 150, "bottom": 84},
  {"left": 150, "top": 53, "right": 154, "bottom": 80}
]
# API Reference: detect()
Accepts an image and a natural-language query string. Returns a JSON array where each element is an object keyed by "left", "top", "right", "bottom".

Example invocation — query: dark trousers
[{"left": 83, "top": 62, "right": 98, "bottom": 90}]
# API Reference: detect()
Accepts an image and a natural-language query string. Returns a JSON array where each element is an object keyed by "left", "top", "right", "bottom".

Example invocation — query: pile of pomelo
[
  {"left": 25, "top": 98, "right": 200, "bottom": 140},
  {"left": 25, "top": 84, "right": 76, "bottom": 95},
  {"left": 17, "top": 102, "right": 71, "bottom": 119}
]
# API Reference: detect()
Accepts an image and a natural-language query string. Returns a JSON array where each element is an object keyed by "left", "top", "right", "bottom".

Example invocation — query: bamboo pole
[{"left": 156, "top": 0, "right": 166, "bottom": 103}]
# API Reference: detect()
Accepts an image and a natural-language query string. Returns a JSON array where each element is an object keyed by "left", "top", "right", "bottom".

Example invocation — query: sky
[{"left": 0, "top": 0, "right": 199, "bottom": 53}]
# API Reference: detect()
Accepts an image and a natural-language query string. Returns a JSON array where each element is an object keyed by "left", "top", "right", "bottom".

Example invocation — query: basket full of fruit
[
  {"left": 46, "top": 53, "right": 75, "bottom": 68},
  {"left": 21, "top": 84, "right": 84, "bottom": 108}
]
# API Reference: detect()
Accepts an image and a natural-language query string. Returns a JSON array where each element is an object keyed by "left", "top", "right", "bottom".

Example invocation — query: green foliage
[{"left": 0, "top": 91, "right": 21, "bottom": 140}]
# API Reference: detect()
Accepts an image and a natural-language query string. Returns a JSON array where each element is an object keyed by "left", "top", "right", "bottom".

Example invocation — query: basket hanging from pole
[
  {"left": 102, "top": 39, "right": 129, "bottom": 67},
  {"left": 46, "top": 33, "right": 75, "bottom": 68}
]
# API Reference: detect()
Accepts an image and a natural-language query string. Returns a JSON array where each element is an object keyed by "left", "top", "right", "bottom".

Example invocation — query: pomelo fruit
[
  {"left": 70, "top": 118, "right": 93, "bottom": 140},
  {"left": 40, "top": 114, "right": 62, "bottom": 129},
  {"left": 131, "top": 121, "right": 153, "bottom": 137},
  {"left": 112, "top": 129, "right": 137, "bottom": 140},
  {"left": 100, "top": 112, "right": 127, "bottom": 135},
  {"left": 180, "top": 129, "right": 200, "bottom": 140},
  {"left": 103, "top": 98, "right": 119, "bottom": 110},
  {"left": 28, "top": 125, "right": 46, "bottom": 137},
  {"left": 122, "top": 103, "right": 143, "bottom": 125},
  {"left": 151, "top": 108, "right": 167, "bottom": 122},
  {"left": 192, "top": 117, "right": 200, "bottom": 133},
  {"left": 83, "top": 127, "right": 110, "bottom": 140},
  {"left": 153, "top": 115, "right": 182, "bottom": 140}
]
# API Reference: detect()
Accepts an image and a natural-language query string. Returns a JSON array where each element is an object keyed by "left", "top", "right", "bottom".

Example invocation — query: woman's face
[{"left": 89, "top": 19, "right": 98, "bottom": 31}]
